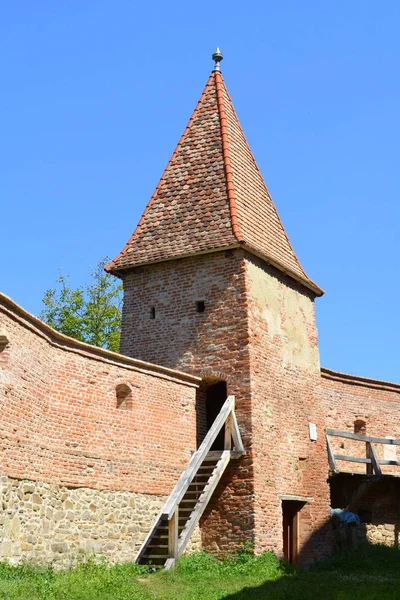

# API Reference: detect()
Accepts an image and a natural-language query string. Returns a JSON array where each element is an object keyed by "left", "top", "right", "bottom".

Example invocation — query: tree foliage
[{"left": 40, "top": 258, "right": 122, "bottom": 352}]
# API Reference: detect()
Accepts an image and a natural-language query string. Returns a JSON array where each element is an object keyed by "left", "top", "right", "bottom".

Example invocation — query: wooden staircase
[{"left": 135, "top": 395, "right": 244, "bottom": 569}]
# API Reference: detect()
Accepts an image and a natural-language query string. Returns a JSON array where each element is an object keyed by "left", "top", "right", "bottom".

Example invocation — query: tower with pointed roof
[{"left": 107, "top": 51, "right": 331, "bottom": 564}]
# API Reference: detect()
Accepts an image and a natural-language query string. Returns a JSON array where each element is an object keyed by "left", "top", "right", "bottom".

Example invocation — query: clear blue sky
[{"left": 1, "top": 2, "right": 399, "bottom": 382}]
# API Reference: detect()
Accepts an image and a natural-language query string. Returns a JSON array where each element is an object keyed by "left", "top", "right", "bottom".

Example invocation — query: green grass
[{"left": 1, "top": 544, "right": 400, "bottom": 600}]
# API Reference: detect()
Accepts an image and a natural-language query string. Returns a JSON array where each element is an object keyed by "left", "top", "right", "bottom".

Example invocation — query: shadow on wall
[
  {"left": 217, "top": 474, "right": 400, "bottom": 599},
  {"left": 330, "top": 474, "right": 400, "bottom": 549},
  {"left": 218, "top": 519, "right": 400, "bottom": 600}
]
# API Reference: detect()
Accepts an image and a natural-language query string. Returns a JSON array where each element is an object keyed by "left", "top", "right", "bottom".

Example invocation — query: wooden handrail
[
  {"left": 326, "top": 429, "right": 400, "bottom": 445},
  {"left": 162, "top": 395, "right": 237, "bottom": 519},
  {"left": 326, "top": 429, "right": 399, "bottom": 476}
]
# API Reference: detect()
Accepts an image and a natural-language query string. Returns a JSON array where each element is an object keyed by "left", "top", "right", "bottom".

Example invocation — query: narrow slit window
[
  {"left": 196, "top": 301, "right": 205, "bottom": 313},
  {"left": 150, "top": 306, "right": 156, "bottom": 319}
]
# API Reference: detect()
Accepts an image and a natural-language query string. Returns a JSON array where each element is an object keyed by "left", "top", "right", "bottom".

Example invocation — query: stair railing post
[
  {"left": 366, "top": 442, "right": 373, "bottom": 475},
  {"left": 224, "top": 413, "right": 233, "bottom": 450},
  {"left": 168, "top": 507, "right": 179, "bottom": 563}
]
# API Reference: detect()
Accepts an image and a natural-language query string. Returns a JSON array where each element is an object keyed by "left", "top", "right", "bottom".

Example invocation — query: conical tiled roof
[{"left": 107, "top": 70, "right": 323, "bottom": 296}]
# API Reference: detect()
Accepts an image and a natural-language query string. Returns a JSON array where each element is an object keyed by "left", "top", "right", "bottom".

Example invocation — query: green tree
[{"left": 41, "top": 258, "right": 123, "bottom": 352}]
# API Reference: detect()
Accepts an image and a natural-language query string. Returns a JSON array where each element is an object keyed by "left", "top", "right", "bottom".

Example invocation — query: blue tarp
[{"left": 330, "top": 508, "right": 360, "bottom": 524}]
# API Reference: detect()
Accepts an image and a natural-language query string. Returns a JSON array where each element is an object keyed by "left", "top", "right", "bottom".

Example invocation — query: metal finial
[{"left": 212, "top": 47, "right": 223, "bottom": 72}]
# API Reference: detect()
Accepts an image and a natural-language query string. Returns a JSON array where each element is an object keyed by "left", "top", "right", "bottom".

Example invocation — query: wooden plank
[
  {"left": 204, "top": 451, "right": 224, "bottom": 460},
  {"left": 366, "top": 442, "right": 373, "bottom": 476},
  {"left": 280, "top": 495, "right": 314, "bottom": 502},
  {"left": 292, "top": 507, "right": 299, "bottom": 566},
  {"left": 334, "top": 454, "right": 371, "bottom": 464},
  {"left": 164, "top": 557, "right": 175, "bottom": 571},
  {"left": 326, "top": 435, "right": 338, "bottom": 473},
  {"left": 368, "top": 442, "right": 382, "bottom": 477},
  {"left": 168, "top": 508, "right": 178, "bottom": 560},
  {"left": 224, "top": 414, "right": 233, "bottom": 450},
  {"left": 231, "top": 411, "right": 245, "bottom": 455},
  {"left": 326, "top": 429, "right": 400, "bottom": 445},
  {"left": 162, "top": 395, "right": 235, "bottom": 519},
  {"left": 378, "top": 459, "right": 400, "bottom": 466},
  {"left": 177, "top": 450, "right": 231, "bottom": 561}
]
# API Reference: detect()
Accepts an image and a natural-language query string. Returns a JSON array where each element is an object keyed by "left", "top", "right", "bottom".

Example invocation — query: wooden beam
[
  {"left": 203, "top": 451, "right": 224, "bottom": 461},
  {"left": 379, "top": 459, "right": 400, "bottom": 466},
  {"left": 334, "top": 454, "right": 371, "bottom": 464},
  {"left": 346, "top": 476, "right": 381, "bottom": 511},
  {"left": 326, "top": 429, "right": 400, "bottom": 445},
  {"left": 366, "top": 442, "right": 373, "bottom": 475},
  {"left": 168, "top": 508, "right": 178, "bottom": 561},
  {"left": 224, "top": 413, "right": 233, "bottom": 450},
  {"left": 367, "top": 442, "right": 382, "bottom": 477},
  {"left": 326, "top": 435, "right": 338, "bottom": 473},
  {"left": 231, "top": 411, "right": 245, "bottom": 455}
]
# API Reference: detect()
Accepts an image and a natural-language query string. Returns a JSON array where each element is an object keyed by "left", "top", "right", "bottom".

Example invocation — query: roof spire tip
[{"left": 212, "top": 47, "right": 223, "bottom": 72}]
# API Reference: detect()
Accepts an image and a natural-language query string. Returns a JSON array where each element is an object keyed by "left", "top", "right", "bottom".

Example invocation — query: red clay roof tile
[{"left": 107, "top": 71, "right": 323, "bottom": 296}]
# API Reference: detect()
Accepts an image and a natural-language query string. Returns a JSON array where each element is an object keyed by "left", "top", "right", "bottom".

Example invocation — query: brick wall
[
  {"left": 119, "top": 247, "right": 400, "bottom": 564},
  {"left": 120, "top": 250, "right": 255, "bottom": 554},
  {"left": 120, "top": 250, "right": 333, "bottom": 563},
  {"left": 322, "top": 369, "right": 400, "bottom": 547},
  {"left": 0, "top": 293, "right": 200, "bottom": 563},
  {"left": 322, "top": 369, "right": 400, "bottom": 475},
  {"left": 245, "top": 255, "right": 332, "bottom": 565}
]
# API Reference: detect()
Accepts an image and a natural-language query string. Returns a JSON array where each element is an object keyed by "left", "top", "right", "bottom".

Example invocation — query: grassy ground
[{"left": 1, "top": 544, "right": 400, "bottom": 600}]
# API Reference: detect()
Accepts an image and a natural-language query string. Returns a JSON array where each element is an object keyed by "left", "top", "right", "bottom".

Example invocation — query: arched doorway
[{"left": 205, "top": 381, "right": 227, "bottom": 450}]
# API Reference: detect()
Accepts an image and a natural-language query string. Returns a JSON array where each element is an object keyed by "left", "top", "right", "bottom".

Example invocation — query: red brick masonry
[{"left": 0, "top": 292, "right": 200, "bottom": 495}]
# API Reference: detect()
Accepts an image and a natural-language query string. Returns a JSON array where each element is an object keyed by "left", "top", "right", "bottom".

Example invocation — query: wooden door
[{"left": 282, "top": 501, "right": 302, "bottom": 565}]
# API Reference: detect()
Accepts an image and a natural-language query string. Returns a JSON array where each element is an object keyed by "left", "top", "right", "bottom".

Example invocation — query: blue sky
[{"left": 1, "top": 2, "right": 399, "bottom": 382}]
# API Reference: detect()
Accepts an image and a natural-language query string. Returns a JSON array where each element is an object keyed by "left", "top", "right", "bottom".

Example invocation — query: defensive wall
[
  {"left": 322, "top": 368, "right": 400, "bottom": 547},
  {"left": 0, "top": 292, "right": 200, "bottom": 565},
  {"left": 1, "top": 290, "right": 400, "bottom": 565}
]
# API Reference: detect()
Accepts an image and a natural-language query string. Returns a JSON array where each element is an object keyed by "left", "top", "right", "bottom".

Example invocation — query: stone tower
[{"left": 107, "top": 53, "right": 332, "bottom": 565}]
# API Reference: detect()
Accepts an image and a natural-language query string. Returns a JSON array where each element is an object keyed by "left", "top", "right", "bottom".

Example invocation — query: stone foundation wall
[
  {"left": 0, "top": 476, "right": 202, "bottom": 566},
  {"left": 360, "top": 522, "right": 398, "bottom": 546},
  {"left": 333, "top": 522, "right": 399, "bottom": 551},
  {"left": 0, "top": 476, "right": 165, "bottom": 566}
]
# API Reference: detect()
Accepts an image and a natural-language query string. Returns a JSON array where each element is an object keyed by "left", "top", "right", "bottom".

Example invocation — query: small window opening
[
  {"left": 116, "top": 384, "right": 133, "bottom": 410},
  {"left": 150, "top": 306, "right": 156, "bottom": 319},
  {"left": 354, "top": 420, "right": 366, "bottom": 435},
  {"left": 196, "top": 301, "right": 205, "bottom": 313}
]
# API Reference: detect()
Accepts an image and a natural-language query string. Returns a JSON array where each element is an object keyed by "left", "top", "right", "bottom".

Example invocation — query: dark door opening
[
  {"left": 205, "top": 381, "right": 227, "bottom": 451},
  {"left": 282, "top": 500, "right": 303, "bottom": 565}
]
